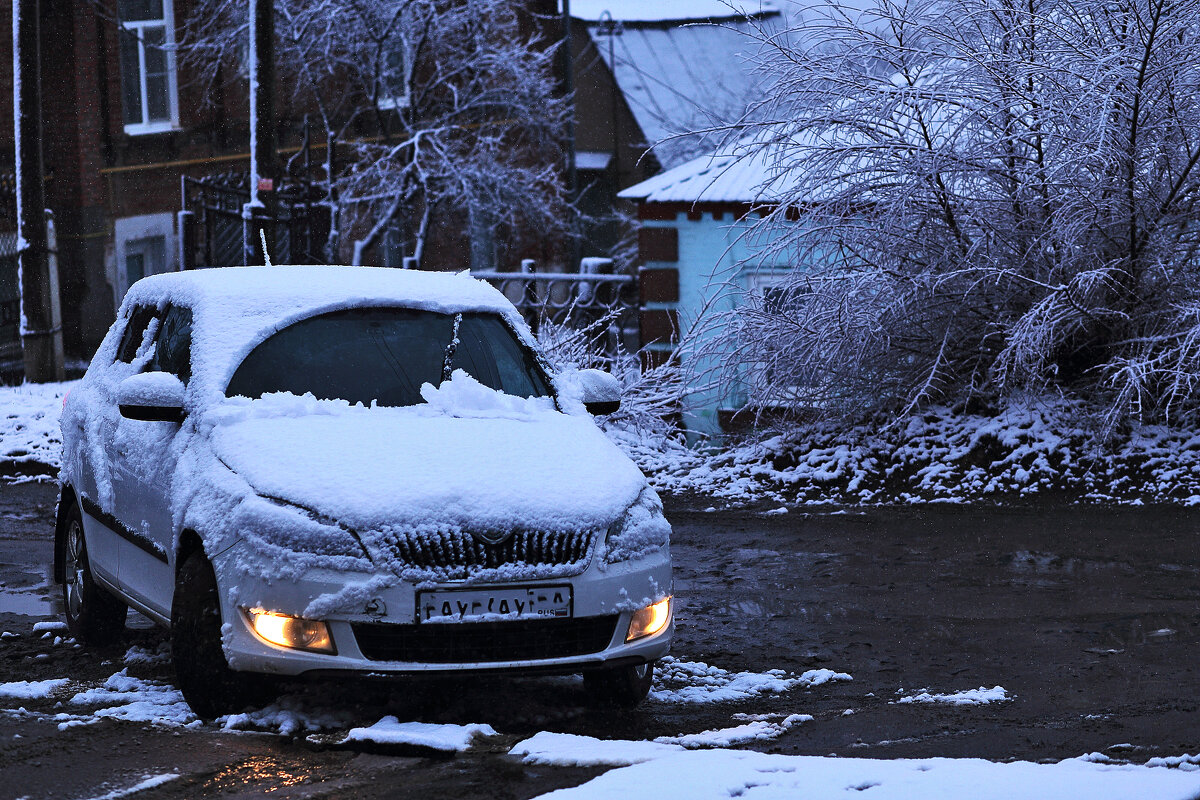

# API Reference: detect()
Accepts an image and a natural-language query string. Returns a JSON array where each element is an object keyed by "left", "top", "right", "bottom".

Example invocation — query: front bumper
[{"left": 214, "top": 542, "right": 672, "bottom": 677}]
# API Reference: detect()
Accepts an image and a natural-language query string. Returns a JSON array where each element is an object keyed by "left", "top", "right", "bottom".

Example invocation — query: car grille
[
  {"left": 382, "top": 529, "right": 596, "bottom": 571},
  {"left": 351, "top": 615, "right": 620, "bottom": 663}
]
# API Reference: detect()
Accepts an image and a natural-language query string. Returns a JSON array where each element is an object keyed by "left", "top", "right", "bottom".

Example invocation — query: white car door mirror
[
  {"left": 118, "top": 372, "right": 186, "bottom": 423},
  {"left": 574, "top": 368, "right": 621, "bottom": 415}
]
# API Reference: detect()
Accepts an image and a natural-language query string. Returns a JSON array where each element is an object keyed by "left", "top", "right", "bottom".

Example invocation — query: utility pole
[
  {"left": 13, "top": 0, "right": 64, "bottom": 382},
  {"left": 244, "top": 0, "right": 277, "bottom": 265},
  {"left": 561, "top": 0, "right": 579, "bottom": 272}
]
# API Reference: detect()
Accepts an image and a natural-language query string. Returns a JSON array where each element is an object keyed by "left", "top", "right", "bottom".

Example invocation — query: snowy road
[{"left": 2, "top": 482, "right": 1200, "bottom": 798}]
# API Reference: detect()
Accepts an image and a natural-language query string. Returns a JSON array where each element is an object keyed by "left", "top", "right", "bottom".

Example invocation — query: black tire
[
  {"left": 60, "top": 501, "right": 127, "bottom": 646},
  {"left": 584, "top": 661, "right": 655, "bottom": 708},
  {"left": 171, "top": 550, "right": 278, "bottom": 720}
]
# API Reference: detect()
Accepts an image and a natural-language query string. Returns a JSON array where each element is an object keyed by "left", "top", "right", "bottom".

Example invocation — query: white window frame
[
  {"left": 742, "top": 269, "right": 822, "bottom": 408},
  {"left": 120, "top": 1, "right": 180, "bottom": 136}
]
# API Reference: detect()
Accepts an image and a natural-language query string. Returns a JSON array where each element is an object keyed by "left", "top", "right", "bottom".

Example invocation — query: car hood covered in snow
[{"left": 206, "top": 383, "right": 646, "bottom": 539}]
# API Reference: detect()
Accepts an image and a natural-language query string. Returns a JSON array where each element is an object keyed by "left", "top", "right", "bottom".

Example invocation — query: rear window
[{"left": 225, "top": 307, "right": 551, "bottom": 407}]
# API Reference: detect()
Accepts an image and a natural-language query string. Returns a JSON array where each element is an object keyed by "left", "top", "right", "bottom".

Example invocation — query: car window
[
  {"left": 147, "top": 305, "right": 193, "bottom": 383},
  {"left": 115, "top": 305, "right": 157, "bottom": 363},
  {"left": 225, "top": 307, "right": 551, "bottom": 406},
  {"left": 451, "top": 314, "right": 550, "bottom": 400}
]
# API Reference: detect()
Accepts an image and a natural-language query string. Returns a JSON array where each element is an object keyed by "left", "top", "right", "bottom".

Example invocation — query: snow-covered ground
[
  {"left": 511, "top": 732, "right": 1200, "bottom": 800},
  {"left": 0, "top": 380, "right": 73, "bottom": 480}
]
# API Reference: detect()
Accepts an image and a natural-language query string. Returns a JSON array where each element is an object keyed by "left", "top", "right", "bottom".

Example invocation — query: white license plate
[{"left": 417, "top": 585, "right": 573, "bottom": 623}]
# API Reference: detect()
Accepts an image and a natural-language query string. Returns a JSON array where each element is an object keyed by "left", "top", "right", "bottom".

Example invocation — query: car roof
[{"left": 113, "top": 265, "right": 532, "bottom": 396}]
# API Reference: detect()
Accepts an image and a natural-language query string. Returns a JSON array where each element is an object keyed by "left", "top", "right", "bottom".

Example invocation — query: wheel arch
[
  {"left": 54, "top": 484, "right": 80, "bottom": 584},
  {"left": 176, "top": 529, "right": 206, "bottom": 576}
]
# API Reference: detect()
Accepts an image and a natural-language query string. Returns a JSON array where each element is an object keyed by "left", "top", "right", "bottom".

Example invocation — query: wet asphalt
[{"left": 2, "top": 481, "right": 1199, "bottom": 799}]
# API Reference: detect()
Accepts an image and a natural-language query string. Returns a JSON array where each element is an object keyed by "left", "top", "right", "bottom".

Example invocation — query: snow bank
[
  {"left": 343, "top": 717, "right": 498, "bottom": 751},
  {"left": 620, "top": 400, "right": 1200, "bottom": 505},
  {"left": 512, "top": 738, "right": 1200, "bottom": 800},
  {"left": 69, "top": 670, "right": 198, "bottom": 727},
  {"left": 896, "top": 686, "right": 1011, "bottom": 705},
  {"left": 650, "top": 657, "right": 851, "bottom": 704}
]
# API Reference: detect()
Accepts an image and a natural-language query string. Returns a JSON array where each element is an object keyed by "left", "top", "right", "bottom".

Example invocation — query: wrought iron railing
[{"left": 471, "top": 266, "right": 638, "bottom": 354}]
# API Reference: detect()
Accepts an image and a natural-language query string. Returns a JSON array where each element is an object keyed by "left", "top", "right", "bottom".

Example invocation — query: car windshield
[{"left": 225, "top": 307, "right": 553, "bottom": 407}]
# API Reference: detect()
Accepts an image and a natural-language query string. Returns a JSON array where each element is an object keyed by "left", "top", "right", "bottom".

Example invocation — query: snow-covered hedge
[{"left": 627, "top": 402, "right": 1200, "bottom": 506}]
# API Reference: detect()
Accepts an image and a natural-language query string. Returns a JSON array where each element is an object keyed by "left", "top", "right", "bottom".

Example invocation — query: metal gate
[{"left": 181, "top": 173, "right": 331, "bottom": 268}]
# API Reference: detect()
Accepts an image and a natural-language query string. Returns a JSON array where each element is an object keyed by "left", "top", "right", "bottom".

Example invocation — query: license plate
[{"left": 417, "top": 585, "right": 573, "bottom": 623}]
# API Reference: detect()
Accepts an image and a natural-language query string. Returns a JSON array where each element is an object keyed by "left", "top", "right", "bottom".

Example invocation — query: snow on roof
[
  {"left": 618, "top": 134, "right": 800, "bottom": 205},
  {"left": 112, "top": 265, "right": 527, "bottom": 398},
  {"left": 583, "top": 8, "right": 784, "bottom": 168},
  {"left": 568, "top": 0, "right": 779, "bottom": 23}
]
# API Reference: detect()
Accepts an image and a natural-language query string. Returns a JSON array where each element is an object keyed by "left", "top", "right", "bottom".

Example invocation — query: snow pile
[
  {"left": 419, "top": 369, "right": 554, "bottom": 418},
  {"left": 122, "top": 642, "right": 171, "bottom": 666},
  {"left": 342, "top": 717, "right": 498, "bottom": 751},
  {"left": 511, "top": 736, "right": 1200, "bottom": 800},
  {"left": 69, "top": 670, "right": 198, "bottom": 727},
  {"left": 0, "top": 678, "right": 70, "bottom": 700},
  {"left": 655, "top": 714, "right": 811, "bottom": 748},
  {"left": 512, "top": 732, "right": 684, "bottom": 767},
  {"left": 0, "top": 380, "right": 73, "bottom": 478},
  {"left": 650, "top": 657, "right": 851, "bottom": 704},
  {"left": 897, "top": 686, "right": 1011, "bottom": 706},
  {"left": 621, "top": 400, "right": 1200, "bottom": 505},
  {"left": 221, "top": 698, "right": 354, "bottom": 737}
]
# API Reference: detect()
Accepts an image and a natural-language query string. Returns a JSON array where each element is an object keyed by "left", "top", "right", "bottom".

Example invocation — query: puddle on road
[
  {"left": 0, "top": 565, "right": 55, "bottom": 618},
  {"left": 0, "top": 588, "right": 53, "bottom": 617}
]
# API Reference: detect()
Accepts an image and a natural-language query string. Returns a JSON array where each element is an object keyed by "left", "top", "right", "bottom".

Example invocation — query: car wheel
[
  {"left": 584, "top": 661, "right": 655, "bottom": 708},
  {"left": 60, "top": 502, "right": 127, "bottom": 646},
  {"left": 171, "top": 550, "right": 278, "bottom": 720}
]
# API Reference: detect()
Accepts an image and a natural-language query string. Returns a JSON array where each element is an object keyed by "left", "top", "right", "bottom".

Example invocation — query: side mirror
[
  {"left": 576, "top": 368, "right": 621, "bottom": 416},
  {"left": 118, "top": 372, "right": 186, "bottom": 423}
]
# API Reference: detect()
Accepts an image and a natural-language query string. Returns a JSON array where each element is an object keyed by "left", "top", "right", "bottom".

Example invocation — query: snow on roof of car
[{"left": 113, "top": 265, "right": 532, "bottom": 397}]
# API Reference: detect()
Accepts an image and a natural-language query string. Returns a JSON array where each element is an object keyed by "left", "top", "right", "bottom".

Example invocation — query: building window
[
  {"left": 376, "top": 39, "right": 410, "bottom": 111},
  {"left": 119, "top": 0, "right": 179, "bottom": 134}
]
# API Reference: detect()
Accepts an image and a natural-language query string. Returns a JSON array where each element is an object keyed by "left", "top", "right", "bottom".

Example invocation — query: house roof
[
  {"left": 567, "top": 1, "right": 779, "bottom": 24},
  {"left": 578, "top": 3, "right": 784, "bottom": 168},
  {"left": 618, "top": 136, "right": 798, "bottom": 205}
]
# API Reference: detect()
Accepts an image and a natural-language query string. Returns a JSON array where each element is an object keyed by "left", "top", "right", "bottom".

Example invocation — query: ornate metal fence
[{"left": 472, "top": 264, "right": 638, "bottom": 355}]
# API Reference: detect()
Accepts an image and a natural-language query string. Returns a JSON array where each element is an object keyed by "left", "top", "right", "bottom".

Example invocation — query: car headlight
[
  {"left": 626, "top": 596, "right": 672, "bottom": 642},
  {"left": 603, "top": 487, "right": 671, "bottom": 565},
  {"left": 244, "top": 608, "right": 336, "bottom": 654}
]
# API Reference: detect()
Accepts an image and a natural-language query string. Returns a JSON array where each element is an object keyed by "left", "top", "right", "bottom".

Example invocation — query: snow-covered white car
[{"left": 56, "top": 266, "right": 672, "bottom": 718}]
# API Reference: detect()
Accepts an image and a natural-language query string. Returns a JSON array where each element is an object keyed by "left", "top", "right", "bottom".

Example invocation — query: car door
[
  {"left": 111, "top": 303, "right": 193, "bottom": 618},
  {"left": 76, "top": 304, "right": 159, "bottom": 590}
]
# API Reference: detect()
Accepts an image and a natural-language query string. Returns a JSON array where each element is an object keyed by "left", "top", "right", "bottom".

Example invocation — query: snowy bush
[
  {"left": 536, "top": 315, "right": 687, "bottom": 446},
  {"left": 709, "top": 0, "right": 1200, "bottom": 431}
]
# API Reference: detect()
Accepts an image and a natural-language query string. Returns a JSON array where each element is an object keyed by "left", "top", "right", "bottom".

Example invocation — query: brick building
[{"left": 0, "top": 0, "right": 563, "bottom": 366}]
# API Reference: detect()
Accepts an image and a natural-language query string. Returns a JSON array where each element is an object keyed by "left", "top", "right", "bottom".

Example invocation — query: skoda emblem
[{"left": 471, "top": 528, "right": 514, "bottom": 546}]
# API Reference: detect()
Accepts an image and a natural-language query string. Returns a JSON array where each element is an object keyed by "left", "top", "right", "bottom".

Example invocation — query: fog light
[
  {"left": 626, "top": 597, "right": 671, "bottom": 642},
  {"left": 244, "top": 609, "right": 335, "bottom": 654}
]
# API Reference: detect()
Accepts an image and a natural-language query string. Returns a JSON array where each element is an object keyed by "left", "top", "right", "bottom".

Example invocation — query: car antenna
[{"left": 259, "top": 229, "right": 273, "bottom": 267}]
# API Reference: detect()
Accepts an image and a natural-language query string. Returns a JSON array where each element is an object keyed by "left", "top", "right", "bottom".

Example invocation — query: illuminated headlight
[
  {"left": 244, "top": 609, "right": 336, "bottom": 654},
  {"left": 625, "top": 597, "right": 671, "bottom": 642}
]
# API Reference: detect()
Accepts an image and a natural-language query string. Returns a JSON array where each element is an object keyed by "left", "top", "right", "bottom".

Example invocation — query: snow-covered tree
[
  {"left": 712, "top": 0, "right": 1200, "bottom": 428},
  {"left": 182, "top": 0, "right": 569, "bottom": 267}
]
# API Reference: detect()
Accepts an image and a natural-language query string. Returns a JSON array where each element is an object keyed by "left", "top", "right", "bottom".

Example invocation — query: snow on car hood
[{"left": 206, "top": 374, "right": 646, "bottom": 538}]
